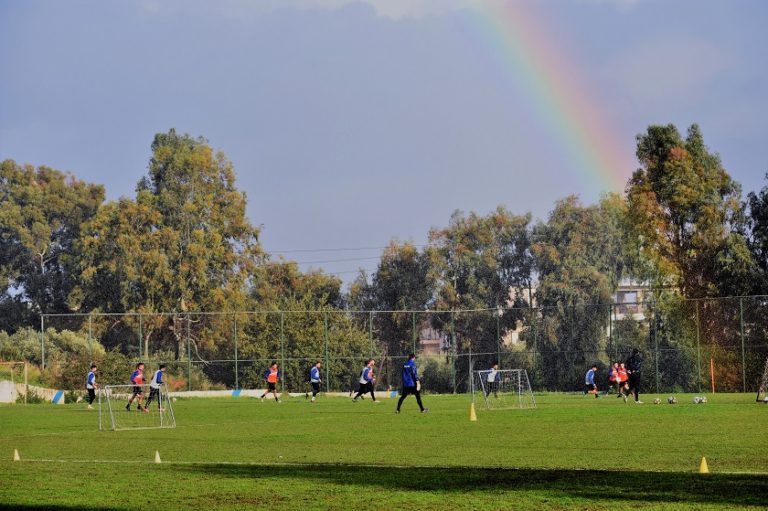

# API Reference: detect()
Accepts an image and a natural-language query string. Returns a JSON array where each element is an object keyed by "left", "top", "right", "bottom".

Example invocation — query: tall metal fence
[{"left": 15, "top": 296, "right": 768, "bottom": 394}]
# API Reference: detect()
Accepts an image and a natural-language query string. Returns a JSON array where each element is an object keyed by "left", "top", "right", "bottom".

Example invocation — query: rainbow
[{"left": 464, "top": 1, "right": 633, "bottom": 192}]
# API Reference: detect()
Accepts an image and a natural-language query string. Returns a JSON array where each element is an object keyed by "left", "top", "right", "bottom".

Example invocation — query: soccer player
[
  {"left": 584, "top": 364, "right": 599, "bottom": 398},
  {"left": 308, "top": 361, "right": 322, "bottom": 402},
  {"left": 85, "top": 364, "right": 98, "bottom": 410},
  {"left": 484, "top": 362, "right": 499, "bottom": 398},
  {"left": 144, "top": 364, "right": 166, "bottom": 411},
  {"left": 625, "top": 348, "right": 643, "bottom": 404},
  {"left": 352, "top": 359, "right": 377, "bottom": 402},
  {"left": 260, "top": 363, "right": 280, "bottom": 402},
  {"left": 617, "top": 363, "right": 629, "bottom": 402},
  {"left": 126, "top": 362, "right": 145, "bottom": 412},
  {"left": 396, "top": 353, "right": 428, "bottom": 414}
]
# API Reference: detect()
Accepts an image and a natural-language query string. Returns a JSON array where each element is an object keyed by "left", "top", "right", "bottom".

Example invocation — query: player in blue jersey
[
  {"left": 396, "top": 353, "right": 428, "bottom": 414},
  {"left": 307, "top": 361, "right": 322, "bottom": 402},
  {"left": 144, "top": 364, "right": 166, "bottom": 411},
  {"left": 352, "top": 359, "right": 378, "bottom": 402},
  {"left": 85, "top": 364, "right": 98, "bottom": 409},
  {"left": 584, "top": 364, "right": 599, "bottom": 398},
  {"left": 126, "top": 362, "right": 146, "bottom": 412}
]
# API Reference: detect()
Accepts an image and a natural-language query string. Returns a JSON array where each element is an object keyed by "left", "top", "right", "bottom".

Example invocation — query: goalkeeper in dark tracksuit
[
  {"left": 626, "top": 348, "right": 643, "bottom": 404},
  {"left": 396, "top": 354, "right": 428, "bottom": 414}
]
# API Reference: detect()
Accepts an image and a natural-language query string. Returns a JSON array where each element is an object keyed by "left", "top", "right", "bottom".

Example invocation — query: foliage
[
  {"left": 627, "top": 124, "right": 753, "bottom": 298},
  {"left": 0, "top": 160, "right": 104, "bottom": 318}
]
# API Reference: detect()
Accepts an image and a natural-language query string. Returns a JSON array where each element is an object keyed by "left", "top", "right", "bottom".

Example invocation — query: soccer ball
[
  {"left": 667, "top": 396, "right": 677, "bottom": 404},
  {"left": 700, "top": 396, "right": 707, "bottom": 404},
  {"left": 172, "top": 397, "right": 177, "bottom": 402},
  {"left": 693, "top": 396, "right": 701, "bottom": 404},
  {"left": 653, "top": 398, "right": 661, "bottom": 405}
]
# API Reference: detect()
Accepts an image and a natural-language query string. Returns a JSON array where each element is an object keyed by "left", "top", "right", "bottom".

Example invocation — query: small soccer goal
[
  {"left": 472, "top": 369, "right": 536, "bottom": 410},
  {"left": 100, "top": 384, "right": 176, "bottom": 431}
]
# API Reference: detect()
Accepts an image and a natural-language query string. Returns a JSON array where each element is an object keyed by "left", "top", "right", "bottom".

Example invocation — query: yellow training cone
[
  {"left": 13, "top": 449, "right": 20, "bottom": 461},
  {"left": 154, "top": 451, "right": 162, "bottom": 464},
  {"left": 469, "top": 402, "right": 478, "bottom": 422},
  {"left": 699, "top": 457, "right": 709, "bottom": 474}
]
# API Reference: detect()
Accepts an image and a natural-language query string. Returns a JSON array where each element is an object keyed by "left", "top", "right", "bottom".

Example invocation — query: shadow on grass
[
  {"left": 0, "top": 507, "right": 122, "bottom": 511},
  {"left": 186, "top": 463, "right": 768, "bottom": 507}
]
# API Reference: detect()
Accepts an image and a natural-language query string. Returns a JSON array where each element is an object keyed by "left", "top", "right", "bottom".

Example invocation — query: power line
[{"left": 269, "top": 243, "right": 428, "bottom": 254}]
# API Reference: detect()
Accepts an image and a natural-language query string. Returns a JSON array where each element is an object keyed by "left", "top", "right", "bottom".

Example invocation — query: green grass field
[{"left": 1, "top": 392, "right": 767, "bottom": 510}]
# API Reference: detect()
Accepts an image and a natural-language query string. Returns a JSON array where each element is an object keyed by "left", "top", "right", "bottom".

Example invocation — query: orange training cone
[
  {"left": 699, "top": 457, "right": 709, "bottom": 474},
  {"left": 469, "top": 402, "right": 478, "bottom": 422}
]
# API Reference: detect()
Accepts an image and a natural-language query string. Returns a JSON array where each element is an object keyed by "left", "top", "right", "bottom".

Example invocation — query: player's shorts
[
  {"left": 132, "top": 386, "right": 143, "bottom": 396},
  {"left": 267, "top": 382, "right": 277, "bottom": 391},
  {"left": 584, "top": 384, "right": 597, "bottom": 393},
  {"left": 311, "top": 382, "right": 320, "bottom": 394},
  {"left": 401, "top": 385, "right": 418, "bottom": 397}
]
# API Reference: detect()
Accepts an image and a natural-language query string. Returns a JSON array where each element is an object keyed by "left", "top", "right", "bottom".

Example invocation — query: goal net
[
  {"left": 100, "top": 384, "right": 176, "bottom": 431},
  {"left": 473, "top": 369, "right": 536, "bottom": 410}
]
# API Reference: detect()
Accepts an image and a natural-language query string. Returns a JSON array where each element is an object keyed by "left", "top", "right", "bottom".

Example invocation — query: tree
[
  {"left": 75, "top": 130, "right": 262, "bottom": 364},
  {"left": 426, "top": 207, "right": 533, "bottom": 389},
  {"left": 348, "top": 241, "right": 435, "bottom": 359},
  {"left": 529, "top": 195, "right": 626, "bottom": 389},
  {"left": 746, "top": 174, "right": 768, "bottom": 293},
  {"left": 0, "top": 160, "right": 104, "bottom": 321},
  {"left": 627, "top": 124, "right": 752, "bottom": 297}
]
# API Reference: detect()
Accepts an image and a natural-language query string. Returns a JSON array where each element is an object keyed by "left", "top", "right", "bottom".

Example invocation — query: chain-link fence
[{"left": 13, "top": 296, "right": 767, "bottom": 394}]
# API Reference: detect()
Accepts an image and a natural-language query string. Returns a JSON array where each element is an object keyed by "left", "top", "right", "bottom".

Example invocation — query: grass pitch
[{"left": 1, "top": 392, "right": 767, "bottom": 510}]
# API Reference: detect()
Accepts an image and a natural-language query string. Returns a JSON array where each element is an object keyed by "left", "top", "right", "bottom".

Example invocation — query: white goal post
[
  {"left": 472, "top": 369, "right": 536, "bottom": 410},
  {"left": 100, "top": 384, "right": 176, "bottom": 431}
]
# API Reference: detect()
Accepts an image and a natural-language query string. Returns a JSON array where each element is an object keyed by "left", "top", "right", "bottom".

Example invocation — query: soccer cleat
[
  {"left": 421, "top": 408, "right": 429, "bottom": 413},
  {"left": 373, "top": 400, "right": 381, "bottom": 404},
  {"left": 125, "top": 404, "right": 130, "bottom": 411},
  {"left": 142, "top": 407, "right": 149, "bottom": 413},
  {"left": 623, "top": 395, "right": 628, "bottom": 403},
  {"left": 395, "top": 410, "right": 400, "bottom": 414},
  {"left": 87, "top": 405, "right": 93, "bottom": 410},
  {"left": 635, "top": 400, "right": 644, "bottom": 404}
]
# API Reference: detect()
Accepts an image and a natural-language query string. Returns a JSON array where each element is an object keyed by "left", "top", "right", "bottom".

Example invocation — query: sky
[{"left": 1, "top": 0, "right": 767, "bottom": 284}]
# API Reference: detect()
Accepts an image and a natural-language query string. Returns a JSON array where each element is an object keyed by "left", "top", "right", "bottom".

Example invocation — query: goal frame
[
  {"left": 99, "top": 383, "right": 176, "bottom": 431},
  {"left": 472, "top": 368, "right": 536, "bottom": 410}
]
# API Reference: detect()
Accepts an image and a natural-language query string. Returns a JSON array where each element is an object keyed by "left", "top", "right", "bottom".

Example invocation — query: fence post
[
  {"left": 234, "top": 315, "right": 239, "bottom": 390},
  {"left": 654, "top": 307, "right": 660, "bottom": 393},
  {"left": 40, "top": 315, "right": 45, "bottom": 370},
  {"left": 88, "top": 314, "right": 93, "bottom": 360},
  {"left": 187, "top": 314, "right": 192, "bottom": 391},
  {"left": 496, "top": 307, "right": 501, "bottom": 368},
  {"left": 607, "top": 303, "right": 612, "bottom": 363},
  {"left": 451, "top": 311, "right": 456, "bottom": 394},
  {"left": 696, "top": 300, "right": 702, "bottom": 393},
  {"left": 324, "top": 311, "right": 329, "bottom": 393},
  {"left": 139, "top": 314, "right": 144, "bottom": 360},
  {"left": 740, "top": 297, "right": 746, "bottom": 393},
  {"left": 368, "top": 311, "right": 373, "bottom": 359},
  {"left": 412, "top": 311, "right": 417, "bottom": 355},
  {"left": 280, "top": 311, "right": 285, "bottom": 394}
]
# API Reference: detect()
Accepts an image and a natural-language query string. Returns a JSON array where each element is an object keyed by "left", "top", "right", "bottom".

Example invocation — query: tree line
[{"left": 1, "top": 125, "right": 767, "bottom": 391}]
